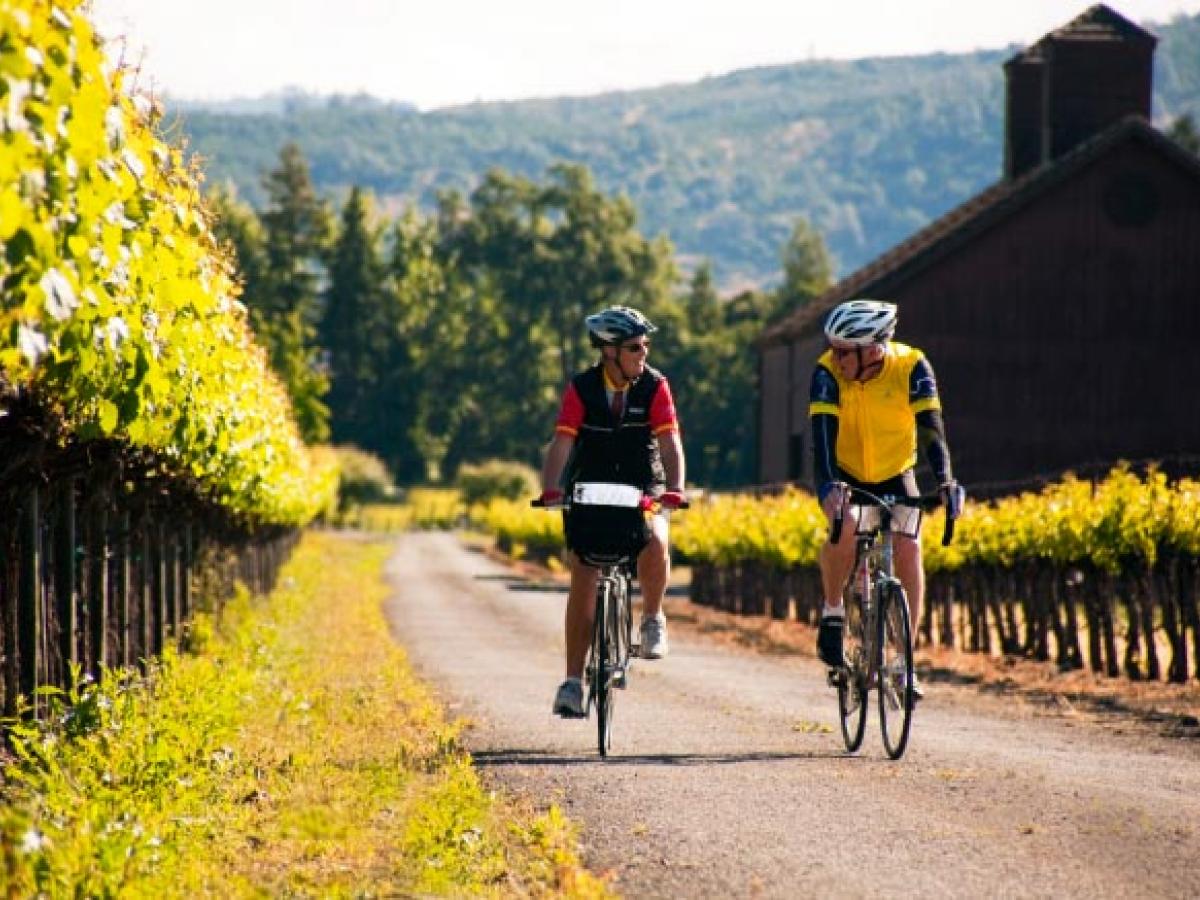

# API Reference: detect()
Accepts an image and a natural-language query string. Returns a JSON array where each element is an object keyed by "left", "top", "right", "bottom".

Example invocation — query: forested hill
[{"left": 174, "top": 12, "right": 1200, "bottom": 289}]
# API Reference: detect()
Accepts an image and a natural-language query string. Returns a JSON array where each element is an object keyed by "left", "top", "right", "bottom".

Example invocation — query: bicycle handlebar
[
  {"left": 830, "top": 488, "right": 957, "bottom": 547},
  {"left": 531, "top": 496, "right": 690, "bottom": 510}
]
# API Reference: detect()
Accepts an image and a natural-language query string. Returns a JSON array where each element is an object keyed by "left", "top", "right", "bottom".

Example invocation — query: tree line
[
  {"left": 177, "top": 10, "right": 1200, "bottom": 291},
  {"left": 209, "top": 144, "right": 833, "bottom": 489}
]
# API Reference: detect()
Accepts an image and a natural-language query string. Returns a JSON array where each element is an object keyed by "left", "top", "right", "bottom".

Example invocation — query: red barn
[{"left": 757, "top": 5, "right": 1200, "bottom": 494}]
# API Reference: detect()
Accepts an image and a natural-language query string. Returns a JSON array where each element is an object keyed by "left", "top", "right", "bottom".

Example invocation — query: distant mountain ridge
[{"left": 173, "top": 12, "right": 1200, "bottom": 290}]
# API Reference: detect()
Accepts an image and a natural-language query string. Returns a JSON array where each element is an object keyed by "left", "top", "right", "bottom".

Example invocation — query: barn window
[{"left": 1102, "top": 171, "right": 1160, "bottom": 228}]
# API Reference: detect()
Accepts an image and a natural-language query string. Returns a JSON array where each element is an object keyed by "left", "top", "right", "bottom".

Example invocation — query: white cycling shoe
[
  {"left": 911, "top": 672, "right": 926, "bottom": 702},
  {"left": 640, "top": 614, "right": 668, "bottom": 659},
  {"left": 552, "top": 679, "right": 586, "bottom": 718}
]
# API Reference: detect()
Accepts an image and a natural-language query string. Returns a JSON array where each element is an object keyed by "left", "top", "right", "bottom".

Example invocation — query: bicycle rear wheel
[
  {"left": 594, "top": 581, "right": 615, "bottom": 756},
  {"left": 878, "top": 581, "right": 915, "bottom": 759},
  {"left": 837, "top": 592, "right": 869, "bottom": 752}
]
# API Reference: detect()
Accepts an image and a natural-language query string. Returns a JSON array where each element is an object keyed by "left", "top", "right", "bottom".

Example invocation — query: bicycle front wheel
[
  {"left": 594, "top": 581, "right": 615, "bottom": 757},
  {"left": 878, "top": 581, "right": 915, "bottom": 760},
  {"left": 837, "top": 592, "right": 869, "bottom": 752}
]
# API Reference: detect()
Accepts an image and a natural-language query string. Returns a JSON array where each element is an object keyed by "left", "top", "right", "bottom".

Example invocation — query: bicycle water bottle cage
[{"left": 567, "top": 482, "right": 651, "bottom": 566}]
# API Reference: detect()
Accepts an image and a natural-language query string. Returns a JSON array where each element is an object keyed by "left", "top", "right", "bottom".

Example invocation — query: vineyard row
[
  {"left": 0, "top": 441, "right": 298, "bottom": 717},
  {"left": 470, "top": 467, "right": 1200, "bottom": 683}
]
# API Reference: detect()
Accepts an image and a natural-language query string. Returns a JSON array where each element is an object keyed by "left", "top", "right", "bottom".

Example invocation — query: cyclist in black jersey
[{"left": 538, "top": 306, "right": 687, "bottom": 718}]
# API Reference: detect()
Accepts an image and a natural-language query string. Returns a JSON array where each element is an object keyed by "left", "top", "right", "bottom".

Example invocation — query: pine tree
[
  {"left": 209, "top": 185, "right": 268, "bottom": 303},
  {"left": 775, "top": 216, "right": 834, "bottom": 320},
  {"left": 685, "top": 262, "right": 722, "bottom": 333},
  {"left": 260, "top": 143, "right": 333, "bottom": 324},
  {"left": 324, "top": 187, "right": 389, "bottom": 450},
  {"left": 257, "top": 143, "right": 334, "bottom": 443},
  {"left": 1168, "top": 113, "right": 1200, "bottom": 155}
]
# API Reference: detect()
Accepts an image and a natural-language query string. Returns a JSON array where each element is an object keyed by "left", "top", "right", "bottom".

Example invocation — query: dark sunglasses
[{"left": 620, "top": 341, "right": 650, "bottom": 354}]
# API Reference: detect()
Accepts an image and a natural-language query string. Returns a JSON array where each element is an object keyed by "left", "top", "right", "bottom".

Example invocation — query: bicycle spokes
[
  {"left": 878, "top": 583, "right": 914, "bottom": 759},
  {"left": 837, "top": 595, "right": 869, "bottom": 752}
]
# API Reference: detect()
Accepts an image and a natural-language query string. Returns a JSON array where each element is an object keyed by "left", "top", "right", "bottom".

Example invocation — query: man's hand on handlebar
[
  {"left": 939, "top": 480, "right": 965, "bottom": 519},
  {"left": 820, "top": 481, "right": 850, "bottom": 544},
  {"left": 818, "top": 480, "right": 849, "bottom": 522},
  {"left": 658, "top": 490, "right": 687, "bottom": 510},
  {"left": 534, "top": 488, "right": 564, "bottom": 508}
]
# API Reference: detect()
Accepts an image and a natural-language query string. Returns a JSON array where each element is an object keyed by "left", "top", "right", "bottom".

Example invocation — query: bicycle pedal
[
  {"left": 614, "top": 668, "right": 629, "bottom": 689},
  {"left": 826, "top": 668, "right": 846, "bottom": 689}
]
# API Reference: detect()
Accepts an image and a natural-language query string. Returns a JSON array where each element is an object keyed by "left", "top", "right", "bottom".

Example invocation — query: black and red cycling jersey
[{"left": 554, "top": 363, "right": 679, "bottom": 494}]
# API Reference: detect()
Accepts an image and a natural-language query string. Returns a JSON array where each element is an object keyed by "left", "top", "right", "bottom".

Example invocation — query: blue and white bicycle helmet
[
  {"left": 824, "top": 299, "right": 897, "bottom": 346},
  {"left": 585, "top": 305, "right": 658, "bottom": 347}
]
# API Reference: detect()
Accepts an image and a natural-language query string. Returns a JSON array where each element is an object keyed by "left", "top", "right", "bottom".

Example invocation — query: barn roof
[
  {"left": 1004, "top": 4, "right": 1156, "bottom": 70},
  {"left": 1041, "top": 4, "right": 1157, "bottom": 48},
  {"left": 757, "top": 116, "right": 1200, "bottom": 348},
  {"left": 1003, "top": 4, "right": 1161, "bottom": 74}
]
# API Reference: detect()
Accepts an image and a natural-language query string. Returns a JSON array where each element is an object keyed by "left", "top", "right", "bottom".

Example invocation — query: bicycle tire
[
  {"left": 594, "top": 580, "right": 615, "bottom": 757},
  {"left": 837, "top": 590, "right": 869, "bottom": 752},
  {"left": 616, "top": 571, "right": 632, "bottom": 684},
  {"left": 878, "top": 580, "right": 915, "bottom": 760},
  {"left": 620, "top": 569, "right": 635, "bottom": 662}
]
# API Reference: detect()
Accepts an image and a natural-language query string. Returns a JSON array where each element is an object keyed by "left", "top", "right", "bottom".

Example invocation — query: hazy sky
[{"left": 88, "top": 0, "right": 1200, "bottom": 110}]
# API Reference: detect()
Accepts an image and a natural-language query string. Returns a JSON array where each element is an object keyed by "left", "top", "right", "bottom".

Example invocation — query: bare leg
[
  {"left": 637, "top": 514, "right": 670, "bottom": 618},
  {"left": 818, "top": 510, "right": 858, "bottom": 608},
  {"left": 565, "top": 554, "right": 598, "bottom": 678},
  {"left": 893, "top": 534, "right": 924, "bottom": 639}
]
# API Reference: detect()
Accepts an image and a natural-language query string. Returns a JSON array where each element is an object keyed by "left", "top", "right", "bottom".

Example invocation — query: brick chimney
[{"left": 1004, "top": 4, "right": 1157, "bottom": 180}]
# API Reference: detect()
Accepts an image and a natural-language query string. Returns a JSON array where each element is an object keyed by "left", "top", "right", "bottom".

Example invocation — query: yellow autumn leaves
[
  {"left": 673, "top": 468, "right": 1200, "bottom": 575},
  {"left": 0, "top": 0, "right": 335, "bottom": 525},
  {"left": 468, "top": 469, "right": 1200, "bottom": 576}
]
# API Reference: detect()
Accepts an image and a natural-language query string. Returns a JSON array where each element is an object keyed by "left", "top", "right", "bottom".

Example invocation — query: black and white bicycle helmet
[
  {"left": 585, "top": 305, "right": 658, "bottom": 346},
  {"left": 823, "top": 299, "right": 897, "bottom": 346}
]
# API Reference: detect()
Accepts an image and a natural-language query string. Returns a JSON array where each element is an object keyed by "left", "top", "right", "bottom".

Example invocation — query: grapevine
[{"left": 0, "top": 0, "right": 335, "bottom": 525}]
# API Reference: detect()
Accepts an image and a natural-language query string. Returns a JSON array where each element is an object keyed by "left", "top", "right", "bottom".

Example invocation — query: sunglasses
[
  {"left": 830, "top": 345, "right": 860, "bottom": 358},
  {"left": 620, "top": 341, "right": 650, "bottom": 354}
]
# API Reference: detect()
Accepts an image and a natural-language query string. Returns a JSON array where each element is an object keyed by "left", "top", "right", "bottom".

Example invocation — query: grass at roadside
[{"left": 1, "top": 532, "right": 611, "bottom": 898}]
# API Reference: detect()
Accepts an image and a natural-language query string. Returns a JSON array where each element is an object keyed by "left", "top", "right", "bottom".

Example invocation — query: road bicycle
[
  {"left": 827, "top": 488, "right": 957, "bottom": 760},
  {"left": 534, "top": 482, "right": 685, "bottom": 757}
]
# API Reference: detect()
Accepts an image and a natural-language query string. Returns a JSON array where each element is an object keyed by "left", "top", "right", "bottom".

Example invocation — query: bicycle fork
[{"left": 590, "top": 573, "right": 632, "bottom": 699}]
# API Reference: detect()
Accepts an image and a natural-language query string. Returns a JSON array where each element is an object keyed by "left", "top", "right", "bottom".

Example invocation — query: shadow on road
[{"left": 472, "top": 748, "right": 850, "bottom": 767}]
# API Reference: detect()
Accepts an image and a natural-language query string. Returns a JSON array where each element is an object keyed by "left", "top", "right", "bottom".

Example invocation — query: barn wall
[
  {"left": 757, "top": 344, "right": 791, "bottom": 485},
  {"left": 878, "top": 140, "right": 1200, "bottom": 488}
]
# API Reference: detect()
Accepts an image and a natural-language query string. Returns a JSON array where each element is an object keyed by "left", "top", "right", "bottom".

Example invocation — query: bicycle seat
[{"left": 577, "top": 549, "right": 636, "bottom": 568}]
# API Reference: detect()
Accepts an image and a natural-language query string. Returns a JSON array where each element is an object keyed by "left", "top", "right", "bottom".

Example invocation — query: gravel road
[{"left": 383, "top": 532, "right": 1200, "bottom": 899}]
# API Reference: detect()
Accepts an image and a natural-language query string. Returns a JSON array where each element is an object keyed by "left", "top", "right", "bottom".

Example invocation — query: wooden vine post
[{"left": 18, "top": 484, "right": 43, "bottom": 706}]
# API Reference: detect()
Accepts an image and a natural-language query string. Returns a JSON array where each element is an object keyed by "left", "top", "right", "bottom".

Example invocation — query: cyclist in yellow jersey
[{"left": 809, "top": 299, "right": 964, "bottom": 697}]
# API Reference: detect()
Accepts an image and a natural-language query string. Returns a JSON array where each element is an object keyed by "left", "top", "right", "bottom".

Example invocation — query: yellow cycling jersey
[{"left": 809, "top": 341, "right": 941, "bottom": 484}]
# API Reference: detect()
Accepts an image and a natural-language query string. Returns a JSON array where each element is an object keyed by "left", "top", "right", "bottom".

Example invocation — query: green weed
[{"left": 1, "top": 533, "right": 610, "bottom": 898}]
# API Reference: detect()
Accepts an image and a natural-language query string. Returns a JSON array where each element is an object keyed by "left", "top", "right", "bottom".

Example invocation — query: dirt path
[{"left": 383, "top": 533, "right": 1200, "bottom": 899}]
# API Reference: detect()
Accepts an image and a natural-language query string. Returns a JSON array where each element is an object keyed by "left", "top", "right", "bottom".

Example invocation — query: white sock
[
  {"left": 643, "top": 611, "right": 665, "bottom": 624},
  {"left": 822, "top": 602, "right": 845, "bottom": 619}
]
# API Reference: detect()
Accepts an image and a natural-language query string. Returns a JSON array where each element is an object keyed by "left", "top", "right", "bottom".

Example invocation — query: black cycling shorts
[
  {"left": 840, "top": 469, "right": 921, "bottom": 536},
  {"left": 840, "top": 469, "right": 919, "bottom": 498}
]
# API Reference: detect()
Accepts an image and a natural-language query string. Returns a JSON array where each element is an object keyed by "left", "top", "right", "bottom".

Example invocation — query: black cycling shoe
[{"left": 817, "top": 615, "right": 847, "bottom": 668}]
